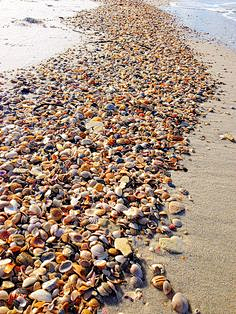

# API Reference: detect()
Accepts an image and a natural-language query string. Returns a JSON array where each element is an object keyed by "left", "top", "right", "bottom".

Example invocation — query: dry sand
[{"left": 107, "top": 6, "right": 236, "bottom": 314}]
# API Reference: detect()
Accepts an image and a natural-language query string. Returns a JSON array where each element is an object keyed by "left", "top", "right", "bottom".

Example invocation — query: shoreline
[{"left": 0, "top": 1, "right": 235, "bottom": 314}]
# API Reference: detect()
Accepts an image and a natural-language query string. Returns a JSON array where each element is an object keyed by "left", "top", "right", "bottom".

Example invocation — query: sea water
[
  {"left": 0, "top": 0, "right": 99, "bottom": 72},
  {"left": 163, "top": 0, "right": 236, "bottom": 49}
]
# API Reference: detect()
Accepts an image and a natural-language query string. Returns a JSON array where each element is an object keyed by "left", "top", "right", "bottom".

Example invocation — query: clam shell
[
  {"left": 22, "top": 277, "right": 37, "bottom": 288},
  {"left": 91, "top": 244, "right": 108, "bottom": 260},
  {"left": 151, "top": 275, "right": 166, "bottom": 290},
  {"left": 29, "top": 289, "right": 52, "bottom": 302},
  {"left": 163, "top": 280, "right": 172, "bottom": 295},
  {"left": 171, "top": 292, "right": 189, "bottom": 313},
  {"left": 130, "top": 263, "right": 143, "bottom": 278},
  {"left": 130, "top": 276, "right": 143, "bottom": 288},
  {"left": 59, "top": 260, "right": 73, "bottom": 273}
]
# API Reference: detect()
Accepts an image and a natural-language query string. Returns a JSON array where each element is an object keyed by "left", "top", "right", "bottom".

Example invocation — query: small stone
[
  {"left": 29, "top": 289, "right": 52, "bottom": 302},
  {"left": 171, "top": 292, "right": 189, "bottom": 313},
  {"left": 159, "top": 236, "right": 184, "bottom": 254},
  {"left": 114, "top": 238, "right": 132, "bottom": 256},
  {"left": 169, "top": 201, "right": 185, "bottom": 214}
]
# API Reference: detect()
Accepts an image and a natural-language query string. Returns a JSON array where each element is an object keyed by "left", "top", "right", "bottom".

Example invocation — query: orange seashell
[
  {"left": 78, "top": 285, "right": 91, "bottom": 294},
  {"left": 4, "top": 262, "right": 15, "bottom": 274},
  {"left": 73, "top": 264, "right": 87, "bottom": 281},
  {"left": 86, "top": 224, "right": 99, "bottom": 231},
  {"left": 88, "top": 298, "right": 100, "bottom": 309}
]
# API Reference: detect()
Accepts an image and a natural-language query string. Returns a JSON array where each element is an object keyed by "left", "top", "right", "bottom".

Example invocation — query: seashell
[
  {"left": 15, "top": 296, "right": 27, "bottom": 308},
  {"left": 1, "top": 281, "right": 15, "bottom": 289},
  {"left": 97, "top": 282, "right": 112, "bottom": 296},
  {"left": 171, "top": 292, "right": 189, "bottom": 313},
  {"left": 81, "top": 309, "right": 92, "bottom": 314},
  {"left": 30, "top": 236, "right": 45, "bottom": 248},
  {"left": 80, "top": 250, "right": 92, "bottom": 260},
  {"left": 114, "top": 204, "right": 128, "bottom": 213},
  {"left": 16, "top": 252, "right": 34, "bottom": 266},
  {"left": 41, "top": 252, "right": 55, "bottom": 263},
  {"left": 73, "top": 264, "right": 86, "bottom": 280},
  {"left": 59, "top": 260, "right": 73, "bottom": 273},
  {"left": 0, "top": 291, "right": 8, "bottom": 301},
  {"left": 151, "top": 275, "right": 166, "bottom": 290},
  {"left": 94, "top": 259, "right": 107, "bottom": 270},
  {"left": 115, "top": 255, "right": 127, "bottom": 264},
  {"left": 29, "top": 289, "right": 52, "bottom": 302},
  {"left": 108, "top": 248, "right": 119, "bottom": 256},
  {"left": 0, "top": 306, "right": 9, "bottom": 314},
  {"left": 86, "top": 223, "right": 99, "bottom": 231},
  {"left": 42, "top": 278, "right": 58, "bottom": 291},
  {"left": 50, "top": 208, "right": 63, "bottom": 221},
  {"left": 150, "top": 263, "right": 165, "bottom": 275},
  {"left": 130, "top": 263, "right": 143, "bottom": 278},
  {"left": 163, "top": 280, "right": 172, "bottom": 295},
  {"left": 22, "top": 277, "right": 37, "bottom": 288},
  {"left": 115, "top": 186, "right": 123, "bottom": 196},
  {"left": 130, "top": 276, "right": 143, "bottom": 288},
  {"left": 91, "top": 244, "right": 108, "bottom": 260},
  {"left": 112, "top": 230, "right": 122, "bottom": 238},
  {"left": 88, "top": 298, "right": 100, "bottom": 308}
]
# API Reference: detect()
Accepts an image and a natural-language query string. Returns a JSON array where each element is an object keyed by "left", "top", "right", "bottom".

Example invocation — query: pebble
[
  {"left": 169, "top": 201, "right": 186, "bottom": 214},
  {"left": 159, "top": 236, "right": 184, "bottom": 254},
  {"left": 115, "top": 238, "right": 132, "bottom": 256}
]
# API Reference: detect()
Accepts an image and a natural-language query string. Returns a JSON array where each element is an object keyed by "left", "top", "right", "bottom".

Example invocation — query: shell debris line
[{"left": 0, "top": 0, "right": 216, "bottom": 313}]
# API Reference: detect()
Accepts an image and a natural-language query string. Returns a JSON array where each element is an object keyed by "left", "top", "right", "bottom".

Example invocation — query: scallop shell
[
  {"left": 130, "top": 263, "right": 143, "bottom": 278},
  {"left": 90, "top": 244, "right": 108, "bottom": 260},
  {"left": 130, "top": 276, "right": 143, "bottom": 288},
  {"left": 151, "top": 275, "right": 166, "bottom": 290}
]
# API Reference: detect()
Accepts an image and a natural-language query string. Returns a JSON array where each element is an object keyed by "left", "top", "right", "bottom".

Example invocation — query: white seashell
[
  {"left": 171, "top": 292, "right": 189, "bottom": 313},
  {"left": 29, "top": 289, "right": 52, "bottom": 302},
  {"left": 115, "top": 186, "right": 123, "bottom": 196},
  {"left": 91, "top": 244, "right": 108, "bottom": 260},
  {"left": 59, "top": 260, "right": 73, "bottom": 273},
  {"left": 42, "top": 278, "right": 58, "bottom": 291},
  {"left": 114, "top": 204, "right": 128, "bottom": 213},
  {"left": 22, "top": 277, "right": 37, "bottom": 288}
]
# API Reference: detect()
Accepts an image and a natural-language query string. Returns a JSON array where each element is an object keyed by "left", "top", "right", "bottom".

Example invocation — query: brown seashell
[
  {"left": 150, "top": 263, "right": 165, "bottom": 275},
  {"left": 94, "top": 208, "right": 106, "bottom": 216},
  {"left": 16, "top": 252, "right": 33, "bottom": 266},
  {"left": 73, "top": 264, "right": 87, "bottom": 280},
  {"left": 30, "top": 237, "right": 45, "bottom": 248},
  {"left": 50, "top": 208, "right": 63, "bottom": 221},
  {"left": 151, "top": 275, "right": 166, "bottom": 290},
  {"left": 94, "top": 260, "right": 107, "bottom": 270}
]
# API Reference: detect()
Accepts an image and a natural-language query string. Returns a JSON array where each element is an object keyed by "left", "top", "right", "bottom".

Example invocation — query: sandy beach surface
[{"left": 0, "top": 0, "right": 235, "bottom": 314}]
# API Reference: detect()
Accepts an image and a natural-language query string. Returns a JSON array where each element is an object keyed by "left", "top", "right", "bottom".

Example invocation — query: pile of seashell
[
  {"left": 151, "top": 264, "right": 189, "bottom": 313},
  {"left": 0, "top": 0, "right": 215, "bottom": 313}
]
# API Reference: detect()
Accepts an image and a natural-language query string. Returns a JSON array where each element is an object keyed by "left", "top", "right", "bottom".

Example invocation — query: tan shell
[{"left": 151, "top": 275, "right": 166, "bottom": 290}]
